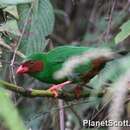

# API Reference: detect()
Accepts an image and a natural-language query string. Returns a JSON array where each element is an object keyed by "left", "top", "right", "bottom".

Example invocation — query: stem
[
  {"left": 58, "top": 99, "right": 65, "bottom": 130},
  {"left": 0, "top": 37, "right": 25, "bottom": 58}
]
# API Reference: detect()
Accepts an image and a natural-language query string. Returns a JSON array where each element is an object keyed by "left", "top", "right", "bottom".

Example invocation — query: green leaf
[
  {"left": 18, "top": 0, "right": 55, "bottom": 55},
  {"left": 26, "top": 0, "right": 54, "bottom": 54},
  {"left": 0, "top": 0, "right": 32, "bottom": 5},
  {"left": 17, "top": 4, "right": 31, "bottom": 53},
  {"left": 0, "top": 89, "right": 26, "bottom": 130},
  {"left": 4, "top": 6, "right": 19, "bottom": 19},
  {"left": 115, "top": 20, "right": 130, "bottom": 44},
  {"left": 0, "top": 20, "right": 21, "bottom": 36}
]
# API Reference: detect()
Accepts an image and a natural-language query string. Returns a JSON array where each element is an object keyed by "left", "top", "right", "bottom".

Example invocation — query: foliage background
[{"left": 0, "top": 0, "right": 130, "bottom": 130}]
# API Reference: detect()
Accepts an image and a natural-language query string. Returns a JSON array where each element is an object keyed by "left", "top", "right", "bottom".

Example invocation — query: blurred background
[{"left": 0, "top": 0, "right": 130, "bottom": 130}]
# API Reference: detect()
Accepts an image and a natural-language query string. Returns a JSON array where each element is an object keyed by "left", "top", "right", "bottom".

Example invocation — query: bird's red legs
[{"left": 48, "top": 81, "right": 71, "bottom": 97}]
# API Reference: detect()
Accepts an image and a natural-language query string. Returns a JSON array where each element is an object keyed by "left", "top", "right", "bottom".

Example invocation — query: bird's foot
[{"left": 48, "top": 81, "right": 71, "bottom": 97}]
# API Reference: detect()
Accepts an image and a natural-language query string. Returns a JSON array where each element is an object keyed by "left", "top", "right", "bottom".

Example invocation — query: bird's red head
[{"left": 16, "top": 60, "right": 44, "bottom": 75}]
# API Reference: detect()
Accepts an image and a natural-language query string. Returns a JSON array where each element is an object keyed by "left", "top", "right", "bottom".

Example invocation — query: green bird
[{"left": 16, "top": 46, "right": 124, "bottom": 97}]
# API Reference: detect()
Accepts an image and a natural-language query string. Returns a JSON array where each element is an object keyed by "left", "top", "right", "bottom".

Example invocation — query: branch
[
  {"left": 0, "top": 80, "right": 106, "bottom": 101},
  {"left": 1, "top": 80, "right": 130, "bottom": 101},
  {"left": 0, "top": 80, "right": 52, "bottom": 97}
]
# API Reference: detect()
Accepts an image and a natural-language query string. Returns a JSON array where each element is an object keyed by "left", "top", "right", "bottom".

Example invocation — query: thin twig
[
  {"left": 58, "top": 99, "right": 65, "bottom": 130},
  {"left": 66, "top": 102, "right": 83, "bottom": 129},
  {"left": 26, "top": 99, "right": 95, "bottom": 126},
  {"left": 10, "top": 5, "right": 33, "bottom": 84},
  {"left": 0, "top": 37, "right": 25, "bottom": 58},
  {"left": 10, "top": 5, "right": 32, "bottom": 66},
  {"left": 90, "top": 98, "right": 111, "bottom": 121},
  {"left": 0, "top": 59, "right": 19, "bottom": 66},
  {"left": 105, "top": 0, "right": 116, "bottom": 41}
]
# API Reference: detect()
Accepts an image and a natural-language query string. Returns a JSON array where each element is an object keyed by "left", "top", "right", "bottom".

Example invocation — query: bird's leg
[
  {"left": 48, "top": 81, "right": 71, "bottom": 97},
  {"left": 74, "top": 86, "right": 83, "bottom": 99},
  {"left": 74, "top": 83, "right": 93, "bottom": 99}
]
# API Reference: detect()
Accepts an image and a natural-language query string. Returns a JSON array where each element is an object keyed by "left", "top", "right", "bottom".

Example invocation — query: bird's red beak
[{"left": 16, "top": 65, "right": 29, "bottom": 74}]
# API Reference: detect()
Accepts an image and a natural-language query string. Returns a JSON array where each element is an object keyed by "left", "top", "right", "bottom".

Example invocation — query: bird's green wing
[
  {"left": 45, "top": 46, "right": 94, "bottom": 83},
  {"left": 46, "top": 45, "right": 92, "bottom": 63}
]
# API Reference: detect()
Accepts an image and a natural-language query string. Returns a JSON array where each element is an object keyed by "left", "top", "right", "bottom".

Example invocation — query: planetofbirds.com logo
[{"left": 83, "top": 120, "right": 130, "bottom": 127}]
